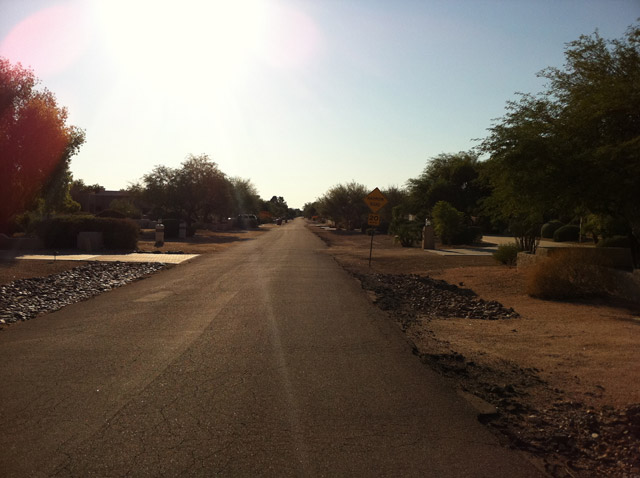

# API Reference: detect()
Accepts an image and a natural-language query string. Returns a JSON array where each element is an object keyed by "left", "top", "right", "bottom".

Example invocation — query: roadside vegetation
[
  {"left": 2, "top": 23, "right": 639, "bottom": 273},
  {"left": 0, "top": 59, "right": 299, "bottom": 249},
  {"left": 305, "top": 24, "right": 639, "bottom": 295}
]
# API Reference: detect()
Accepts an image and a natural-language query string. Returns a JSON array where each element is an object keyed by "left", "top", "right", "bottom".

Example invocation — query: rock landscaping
[
  {"left": 352, "top": 269, "right": 640, "bottom": 478},
  {"left": 0, "top": 262, "right": 166, "bottom": 326},
  {"left": 353, "top": 272, "right": 519, "bottom": 321}
]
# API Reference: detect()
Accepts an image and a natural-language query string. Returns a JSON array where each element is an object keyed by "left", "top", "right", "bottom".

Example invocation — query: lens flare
[{"left": 0, "top": 2, "right": 90, "bottom": 77}]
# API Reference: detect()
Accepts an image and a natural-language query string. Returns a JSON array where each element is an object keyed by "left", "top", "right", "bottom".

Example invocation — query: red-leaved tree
[{"left": 0, "top": 58, "right": 85, "bottom": 232}]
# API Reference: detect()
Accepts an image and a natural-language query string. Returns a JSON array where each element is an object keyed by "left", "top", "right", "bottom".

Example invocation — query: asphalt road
[{"left": 0, "top": 218, "right": 545, "bottom": 477}]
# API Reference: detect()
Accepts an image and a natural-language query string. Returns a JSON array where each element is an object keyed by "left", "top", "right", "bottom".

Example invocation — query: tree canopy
[
  {"left": 480, "top": 23, "right": 640, "bottom": 251},
  {"left": 0, "top": 58, "right": 85, "bottom": 231},
  {"left": 407, "top": 152, "right": 486, "bottom": 220},
  {"left": 317, "top": 182, "right": 369, "bottom": 229},
  {"left": 141, "top": 154, "right": 232, "bottom": 224}
]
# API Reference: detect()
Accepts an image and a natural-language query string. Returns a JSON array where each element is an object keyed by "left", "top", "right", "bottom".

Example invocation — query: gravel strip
[
  {"left": 0, "top": 262, "right": 167, "bottom": 325},
  {"left": 354, "top": 272, "right": 519, "bottom": 320}
]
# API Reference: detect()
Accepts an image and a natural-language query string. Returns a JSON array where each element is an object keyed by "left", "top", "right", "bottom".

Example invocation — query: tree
[
  {"left": 230, "top": 177, "right": 261, "bottom": 215},
  {"left": 267, "top": 195, "right": 289, "bottom": 219},
  {"left": 379, "top": 186, "right": 409, "bottom": 231},
  {"left": 407, "top": 152, "right": 487, "bottom": 221},
  {"left": 479, "top": 94, "right": 558, "bottom": 251},
  {"left": 70, "top": 179, "right": 105, "bottom": 197},
  {"left": 109, "top": 198, "right": 141, "bottom": 219},
  {"left": 480, "top": 23, "right": 640, "bottom": 255},
  {"left": 0, "top": 58, "right": 85, "bottom": 231},
  {"left": 141, "top": 154, "right": 232, "bottom": 225},
  {"left": 303, "top": 201, "right": 319, "bottom": 219},
  {"left": 175, "top": 154, "right": 232, "bottom": 224},
  {"left": 540, "top": 25, "right": 640, "bottom": 243},
  {"left": 317, "top": 182, "right": 369, "bottom": 230}
]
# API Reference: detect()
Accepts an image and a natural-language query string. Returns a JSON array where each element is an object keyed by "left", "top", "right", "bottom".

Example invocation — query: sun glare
[{"left": 94, "top": 0, "right": 269, "bottom": 92}]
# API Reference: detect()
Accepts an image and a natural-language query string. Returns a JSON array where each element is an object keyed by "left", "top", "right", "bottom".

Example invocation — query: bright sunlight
[{"left": 93, "top": 0, "right": 270, "bottom": 91}]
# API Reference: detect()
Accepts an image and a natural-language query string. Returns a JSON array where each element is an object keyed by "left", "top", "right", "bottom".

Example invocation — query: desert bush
[
  {"left": 553, "top": 224, "right": 580, "bottom": 242},
  {"left": 35, "top": 215, "right": 139, "bottom": 250},
  {"left": 526, "top": 249, "right": 617, "bottom": 300},
  {"left": 493, "top": 243, "right": 520, "bottom": 265},
  {"left": 596, "top": 235, "right": 632, "bottom": 248},
  {"left": 431, "top": 201, "right": 463, "bottom": 245},
  {"left": 541, "top": 220, "right": 564, "bottom": 239},
  {"left": 389, "top": 206, "right": 422, "bottom": 247},
  {"left": 392, "top": 222, "right": 423, "bottom": 247}
]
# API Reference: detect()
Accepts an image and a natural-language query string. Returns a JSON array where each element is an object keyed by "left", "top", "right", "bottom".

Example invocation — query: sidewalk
[
  {"left": 425, "top": 235, "right": 592, "bottom": 256},
  {"left": 0, "top": 251, "right": 198, "bottom": 264}
]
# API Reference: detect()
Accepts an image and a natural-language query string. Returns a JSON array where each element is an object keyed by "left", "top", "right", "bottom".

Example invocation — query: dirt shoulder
[
  {"left": 0, "top": 226, "right": 274, "bottom": 286},
  {"left": 308, "top": 223, "right": 640, "bottom": 478}
]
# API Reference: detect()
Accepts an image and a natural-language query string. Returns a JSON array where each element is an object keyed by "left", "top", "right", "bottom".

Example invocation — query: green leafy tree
[
  {"left": 230, "top": 177, "right": 261, "bottom": 215},
  {"left": 303, "top": 201, "right": 319, "bottom": 219},
  {"left": 431, "top": 200, "right": 464, "bottom": 245},
  {"left": 141, "top": 154, "right": 232, "bottom": 225},
  {"left": 407, "top": 152, "right": 487, "bottom": 221},
  {"left": 480, "top": 24, "right": 640, "bottom": 256},
  {"left": 379, "top": 186, "right": 409, "bottom": 231},
  {"left": 109, "top": 198, "right": 141, "bottom": 219},
  {"left": 0, "top": 58, "right": 85, "bottom": 231},
  {"left": 268, "top": 196, "right": 289, "bottom": 219},
  {"left": 317, "top": 182, "right": 369, "bottom": 230}
]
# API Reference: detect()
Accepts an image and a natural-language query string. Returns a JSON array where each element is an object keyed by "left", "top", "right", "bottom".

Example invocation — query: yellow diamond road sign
[{"left": 364, "top": 187, "right": 388, "bottom": 213}]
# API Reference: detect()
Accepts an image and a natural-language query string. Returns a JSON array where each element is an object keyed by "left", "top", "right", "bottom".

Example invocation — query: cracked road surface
[{"left": 0, "top": 218, "right": 544, "bottom": 477}]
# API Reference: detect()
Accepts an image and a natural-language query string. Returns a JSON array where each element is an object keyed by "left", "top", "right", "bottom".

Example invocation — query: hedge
[
  {"left": 553, "top": 224, "right": 580, "bottom": 242},
  {"left": 35, "top": 215, "right": 139, "bottom": 250},
  {"left": 596, "top": 235, "right": 632, "bottom": 248},
  {"left": 541, "top": 220, "right": 564, "bottom": 239}
]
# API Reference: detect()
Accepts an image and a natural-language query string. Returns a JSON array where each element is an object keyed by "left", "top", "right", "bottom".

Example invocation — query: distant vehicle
[{"left": 235, "top": 214, "right": 259, "bottom": 229}]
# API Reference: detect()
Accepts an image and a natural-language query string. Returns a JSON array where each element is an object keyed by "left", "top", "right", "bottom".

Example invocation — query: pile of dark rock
[
  {"left": 0, "top": 262, "right": 166, "bottom": 325},
  {"left": 355, "top": 270, "right": 639, "bottom": 477},
  {"left": 421, "top": 350, "right": 640, "bottom": 477},
  {"left": 354, "top": 272, "right": 519, "bottom": 320}
]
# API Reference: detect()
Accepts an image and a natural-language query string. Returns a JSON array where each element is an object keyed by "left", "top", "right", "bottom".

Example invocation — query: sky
[{"left": 1, "top": 0, "right": 638, "bottom": 209}]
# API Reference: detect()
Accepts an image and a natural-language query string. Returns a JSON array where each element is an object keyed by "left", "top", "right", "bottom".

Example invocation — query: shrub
[
  {"left": 431, "top": 201, "right": 464, "bottom": 245},
  {"left": 96, "top": 209, "right": 127, "bottom": 218},
  {"left": 388, "top": 206, "right": 422, "bottom": 247},
  {"left": 553, "top": 225, "right": 580, "bottom": 242},
  {"left": 596, "top": 235, "right": 632, "bottom": 248},
  {"left": 392, "top": 222, "right": 422, "bottom": 247},
  {"left": 526, "top": 249, "right": 616, "bottom": 300},
  {"left": 541, "top": 220, "right": 564, "bottom": 239},
  {"left": 35, "top": 215, "right": 139, "bottom": 250},
  {"left": 493, "top": 243, "right": 520, "bottom": 266}
]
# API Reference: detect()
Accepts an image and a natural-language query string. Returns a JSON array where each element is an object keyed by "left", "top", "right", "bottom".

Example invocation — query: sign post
[{"left": 364, "top": 188, "right": 388, "bottom": 267}]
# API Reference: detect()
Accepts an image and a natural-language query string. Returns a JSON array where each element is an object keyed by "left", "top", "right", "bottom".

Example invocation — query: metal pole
[{"left": 368, "top": 229, "right": 375, "bottom": 267}]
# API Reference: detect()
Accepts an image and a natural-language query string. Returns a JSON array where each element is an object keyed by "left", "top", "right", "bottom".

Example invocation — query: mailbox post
[{"left": 155, "top": 219, "right": 165, "bottom": 247}]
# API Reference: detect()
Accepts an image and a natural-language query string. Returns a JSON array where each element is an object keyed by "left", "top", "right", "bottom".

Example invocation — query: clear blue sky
[{"left": 1, "top": 0, "right": 638, "bottom": 209}]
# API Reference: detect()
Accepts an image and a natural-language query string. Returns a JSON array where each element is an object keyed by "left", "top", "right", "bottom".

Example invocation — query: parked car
[{"left": 236, "top": 214, "right": 259, "bottom": 229}]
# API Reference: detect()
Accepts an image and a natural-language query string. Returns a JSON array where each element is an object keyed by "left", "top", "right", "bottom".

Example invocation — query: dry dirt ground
[{"left": 308, "top": 223, "right": 640, "bottom": 478}]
